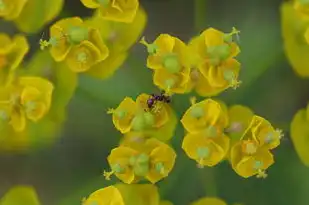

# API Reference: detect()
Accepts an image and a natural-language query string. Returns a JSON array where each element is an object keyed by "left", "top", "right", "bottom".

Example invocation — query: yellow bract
[
  {"left": 106, "top": 138, "right": 176, "bottom": 184},
  {"left": 43, "top": 17, "right": 109, "bottom": 73},
  {"left": 82, "top": 186, "right": 125, "bottom": 205},
  {"left": 294, "top": 0, "right": 309, "bottom": 19},
  {"left": 0, "top": 34, "right": 29, "bottom": 86},
  {"left": 0, "top": 186, "right": 41, "bottom": 205},
  {"left": 81, "top": 0, "right": 139, "bottom": 23},
  {"left": 290, "top": 104, "right": 309, "bottom": 167},
  {"left": 0, "top": 0, "right": 28, "bottom": 20}
]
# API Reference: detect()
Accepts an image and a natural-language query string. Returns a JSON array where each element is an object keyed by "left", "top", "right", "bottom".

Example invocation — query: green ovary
[
  {"left": 190, "top": 106, "right": 204, "bottom": 118},
  {"left": 163, "top": 54, "right": 181, "bottom": 73},
  {"left": 197, "top": 147, "right": 210, "bottom": 159},
  {"left": 68, "top": 26, "right": 88, "bottom": 44}
]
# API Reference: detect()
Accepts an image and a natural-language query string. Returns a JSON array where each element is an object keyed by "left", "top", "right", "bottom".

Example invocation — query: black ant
[{"left": 145, "top": 90, "right": 171, "bottom": 112}]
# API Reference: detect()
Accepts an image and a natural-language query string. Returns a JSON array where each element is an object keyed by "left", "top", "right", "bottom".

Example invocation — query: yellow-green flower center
[
  {"left": 190, "top": 106, "right": 204, "bottom": 118},
  {"left": 130, "top": 154, "right": 150, "bottom": 177},
  {"left": 242, "top": 141, "right": 257, "bottom": 155},
  {"left": 253, "top": 160, "right": 263, "bottom": 170},
  {"left": 132, "top": 114, "right": 146, "bottom": 131},
  {"left": 163, "top": 54, "right": 181, "bottom": 73},
  {"left": 143, "top": 112, "right": 155, "bottom": 126},
  {"left": 207, "top": 44, "right": 231, "bottom": 61},
  {"left": 165, "top": 78, "right": 176, "bottom": 89},
  {"left": 97, "top": 0, "right": 109, "bottom": 6},
  {"left": 111, "top": 163, "right": 124, "bottom": 173},
  {"left": 205, "top": 125, "right": 217, "bottom": 137},
  {"left": 24, "top": 101, "right": 36, "bottom": 113},
  {"left": 68, "top": 26, "right": 88, "bottom": 44},
  {"left": 116, "top": 110, "right": 126, "bottom": 119},
  {"left": 155, "top": 162, "right": 165, "bottom": 174},
  {"left": 197, "top": 147, "right": 210, "bottom": 158},
  {"left": 77, "top": 52, "right": 87, "bottom": 63},
  {"left": 223, "top": 70, "right": 235, "bottom": 82},
  {"left": 48, "top": 37, "right": 58, "bottom": 47},
  {"left": 264, "top": 132, "right": 274, "bottom": 143}
]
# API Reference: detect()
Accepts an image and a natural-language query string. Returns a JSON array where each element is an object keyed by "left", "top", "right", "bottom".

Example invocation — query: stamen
[{"left": 140, "top": 37, "right": 158, "bottom": 54}]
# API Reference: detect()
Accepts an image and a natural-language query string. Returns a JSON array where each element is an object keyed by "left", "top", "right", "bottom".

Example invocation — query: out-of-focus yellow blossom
[
  {"left": 187, "top": 28, "right": 241, "bottom": 96},
  {"left": 0, "top": 0, "right": 28, "bottom": 20},
  {"left": 181, "top": 98, "right": 228, "bottom": 134},
  {"left": 13, "top": 0, "right": 64, "bottom": 33},
  {"left": 104, "top": 138, "right": 176, "bottom": 184},
  {"left": 41, "top": 17, "right": 109, "bottom": 73},
  {"left": 290, "top": 104, "right": 309, "bottom": 166},
  {"left": 181, "top": 98, "right": 230, "bottom": 167},
  {"left": 81, "top": 0, "right": 139, "bottom": 23},
  {"left": 82, "top": 185, "right": 124, "bottom": 205},
  {"left": 109, "top": 93, "right": 177, "bottom": 141},
  {"left": 190, "top": 197, "right": 227, "bottom": 205},
  {"left": 281, "top": 1, "right": 309, "bottom": 77},
  {"left": 0, "top": 76, "right": 53, "bottom": 132},
  {"left": 0, "top": 186, "right": 40, "bottom": 205},
  {"left": 140, "top": 35, "right": 191, "bottom": 93},
  {"left": 0, "top": 34, "right": 29, "bottom": 85},
  {"left": 84, "top": 7, "right": 146, "bottom": 78},
  {"left": 230, "top": 115, "right": 283, "bottom": 178},
  {"left": 293, "top": 0, "right": 309, "bottom": 19}
]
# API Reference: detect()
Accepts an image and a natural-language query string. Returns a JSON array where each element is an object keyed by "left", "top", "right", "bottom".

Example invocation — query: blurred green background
[{"left": 1, "top": 0, "right": 309, "bottom": 205}]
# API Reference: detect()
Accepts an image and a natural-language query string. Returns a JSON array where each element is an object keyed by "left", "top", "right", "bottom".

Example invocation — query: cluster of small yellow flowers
[
  {"left": 181, "top": 98, "right": 283, "bottom": 178},
  {"left": 140, "top": 27, "right": 241, "bottom": 96},
  {"left": 281, "top": 0, "right": 309, "bottom": 77},
  {"left": 0, "top": 33, "right": 54, "bottom": 137},
  {"left": 290, "top": 102, "right": 309, "bottom": 167},
  {"left": 105, "top": 93, "right": 177, "bottom": 183},
  {"left": 0, "top": 0, "right": 64, "bottom": 33}
]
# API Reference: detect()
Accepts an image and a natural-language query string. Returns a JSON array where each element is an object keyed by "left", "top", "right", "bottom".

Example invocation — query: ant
[{"left": 145, "top": 90, "right": 171, "bottom": 112}]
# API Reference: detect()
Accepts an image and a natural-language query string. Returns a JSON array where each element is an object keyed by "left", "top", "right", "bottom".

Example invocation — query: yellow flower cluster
[
  {"left": 282, "top": 0, "right": 309, "bottom": 77},
  {"left": 181, "top": 99, "right": 283, "bottom": 178},
  {"left": 83, "top": 183, "right": 234, "bottom": 205},
  {"left": 140, "top": 27, "right": 241, "bottom": 96},
  {"left": 291, "top": 102, "right": 309, "bottom": 167},
  {"left": 105, "top": 93, "right": 177, "bottom": 183},
  {"left": 0, "top": 0, "right": 64, "bottom": 33},
  {"left": 0, "top": 33, "right": 54, "bottom": 136}
]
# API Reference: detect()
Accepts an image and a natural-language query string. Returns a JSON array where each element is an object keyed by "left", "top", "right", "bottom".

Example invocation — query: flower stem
[
  {"left": 203, "top": 167, "right": 217, "bottom": 196},
  {"left": 194, "top": 0, "right": 207, "bottom": 32}
]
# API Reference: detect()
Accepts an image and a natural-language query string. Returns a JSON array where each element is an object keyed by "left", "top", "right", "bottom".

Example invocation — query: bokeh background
[{"left": 1, "top": 0, "right": 309, "bottom": 205}]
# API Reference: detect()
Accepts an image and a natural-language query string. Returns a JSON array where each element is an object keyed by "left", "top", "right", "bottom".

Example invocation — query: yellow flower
[
  {"left": 13, "top": 0, "right": 64, "bottom": 34},
  {"left": 108, "top": 97, "right": 137, "bottom": 134},
  {"left": 181, "top": 98, "right": 228, "bottom": 134},
  {"left": 105, "top": 138, "right": 176, "bottom": 184},
  {"left": 0, "top": 34, "right": 29, "bottom": 85},
  {"left": 82, "top": 185, "right": 124, "bottom": 205},
  {"left": 81, "top": 0, "right": 139, "bottom": 23},
  {"left": 0, "top": 185, "right": 40, "bottom": 205},
  {"left": 0, "top": 76, "right": 54, "bottom": 132},
  {"left": 281, "top": 1, "right": 309, "bottom": 77},
  {"left": 43, "top": 17, "right": 109, "bottom": 73},
  {"left": 0, "top": 0, "right": 28, "bottom": 20},
  {"left": 190, "top": 197, "right": 227, "bottom": 205},
  {"left": 182, "top": 131, "right": 230, "bottom": 167},
  {"left": 290, "top": 105, "right": 309, "bottom": 166},
  {"left": 230, "top": 115, "right": 282, "bottom": 178}
]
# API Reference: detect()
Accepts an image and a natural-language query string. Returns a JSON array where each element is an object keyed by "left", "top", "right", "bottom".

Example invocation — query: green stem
[
  {"left": 194, "top": 0, "right": 207, "bottom": 32},
  {"left": 203, "top": 167, "right": 217, "bottom": 196}
]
